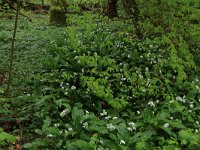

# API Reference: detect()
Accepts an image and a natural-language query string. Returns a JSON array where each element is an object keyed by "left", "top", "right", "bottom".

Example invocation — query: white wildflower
[
  {"left": 145, "top": 67, "right": 149, "bottom": 72},
  {"left": 176, "top": 96, "right": 186, "bottom": 103},
  {"left": 71, "top": 85, "right": 76, "bottom": 90},
  {"left": 138, "top": 74, "right": 143, "bottom": 79},
  {"left": 105, "top": 116, "right": 111, "bottom": 120},
  {"left": 119, "top": 140, "right": 126, "bottom": 145},
  {"left": 85, "top": 110, "right": 89, "bottom": 114},
  {"left": 112, "top": 117, "right": 118, "bottom": 120},
  {"left": 47, "top": 134, "right": 53, "bottom": 138},
  {"left": 106, "top": 123, "right": 115, "bottom": 131},
  {"left": 170, "top": 117, "right": 174, "bottom": 120},
  {"left": 68, "top": 128, "right": 73, "bottom": 131},
  {"left": 195, "top": 129, "right": 199, "bottom": 133},
  {"left": 164, "top": 123, "right": 169, "bottom": 128},
  {"left": 99, "top": 140, "right": 103, "bottom": 144},
  {"left": 190, "top": 104, "right": 194, "bottom": 108},
  {"left": 196, "top": 121, "right": 199, "bottom": 125},
  {"left": 128, "top": 122, "right": 136, "bottom": 130},
  {"left": 121, "top": 77, "right": 126, "bottom": 81},
  {"left": 127, "top": 127, "right": 133, "bottom": 132},
  {"left": 137, "top": 111, "right": 140, "bottom": 115},
  {"left": 82, "top": 122, "right": 88, "bottom": 129},
  {"left": 60, "top": 109, "right": 69, "bottom": 117},
  {"left": 148, "top": 101, "right": 155, "bottom": 107},
  {"left": 100, "top": 110, "right": 107, "bottom": 116},
  {"left": 189, "top": 110, "right": 192, "bottom": 113},
  {"left": 54, "top": 123, "right": 60, "bottom": 128}
]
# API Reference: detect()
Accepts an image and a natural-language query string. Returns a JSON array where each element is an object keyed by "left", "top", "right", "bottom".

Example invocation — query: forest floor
[{"left": 0, "top": 13, "right": 66, "bottom": 96}]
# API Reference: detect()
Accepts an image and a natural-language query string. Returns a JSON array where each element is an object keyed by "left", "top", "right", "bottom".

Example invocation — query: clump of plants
[{"left": 12, "top": 10, "right": 200, "bottom": 149}]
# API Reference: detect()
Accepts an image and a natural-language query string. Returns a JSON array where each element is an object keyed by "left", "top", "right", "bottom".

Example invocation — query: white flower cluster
[
  {"left": 71, "top": 85, "right": 76, "bottom": 90},
  {"left": 176, "top": 96, "right": 186, "bottom": 103},
  {"left": 60, "top": 109, "right": 69, "bottom": 117},
  {"left": 106, "top": 123, "right": 115, "bottom": 131},
  {"left": 82, "top": 122, "right": 88, "bottom": 129},
  {"left": 164, "top": 123, "right": 169, "bottom": 128},
  {"left": 47, "top": 134, "right": 53, "bottom": 138},
  {"left": 148, "top": 101, "right": 155, "bottom": 107},
  {"left": 195, "top": 129, "right": 199, "bottom": 133},
  {"left": 119, "top": 140, "right": 126, "bottom": 145},
  {"left": 127, "top": 122, "right": 136, "bottom": 131},
  {"left": 100, "top": 110, "right": 107, "bottom": 116}
]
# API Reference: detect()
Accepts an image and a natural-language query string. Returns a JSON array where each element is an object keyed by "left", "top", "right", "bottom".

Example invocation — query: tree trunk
[
  {"left": 106, "top": 0, "right": 118, "bottom": 19},
  {"left": 49, "top": 0, "right": 67, "bottom": 26},
  {"left": 122, "top": 0, "right": 143, "bottom": 38}
]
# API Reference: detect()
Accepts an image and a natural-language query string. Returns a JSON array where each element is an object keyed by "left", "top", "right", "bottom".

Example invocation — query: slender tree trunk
[
  {"left": 106, "top": 0, "right": 118, "bottom": 18},
  {"left": 3, "top": 0, "right": 20, "bottom": 97}
]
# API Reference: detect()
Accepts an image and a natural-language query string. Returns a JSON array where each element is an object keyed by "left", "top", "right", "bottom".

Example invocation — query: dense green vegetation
[{"left": 0, "top": 0, "right": 200, "bottom": 149}]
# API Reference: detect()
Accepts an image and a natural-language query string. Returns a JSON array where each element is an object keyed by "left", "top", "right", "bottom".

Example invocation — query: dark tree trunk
[
  {"left": 122, "top": 0, "right": 143, "bottom": 39},
  {"left": 106, "top": 0, "right": 118, "bottom": 19},
  {"left": 49, "top": 0, "right": 67, "bottom": 26}
]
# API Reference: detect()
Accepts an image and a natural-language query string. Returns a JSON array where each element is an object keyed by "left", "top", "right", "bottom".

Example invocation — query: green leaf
[{"left": 71, "top": 140, "right": 90, "bottom": 150}]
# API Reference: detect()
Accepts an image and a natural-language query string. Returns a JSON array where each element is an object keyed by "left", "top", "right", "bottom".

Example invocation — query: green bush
[
  {"left": 14, "top": 14, "right": 200, "bottom": 149},
  {"left": 0, "top": 127, "right": 16, "bottom": 148}
]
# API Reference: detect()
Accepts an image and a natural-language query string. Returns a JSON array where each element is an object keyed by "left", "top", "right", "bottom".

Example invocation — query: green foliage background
[{"left": 0, "top": 0, "right": 200, "bottom": 149}]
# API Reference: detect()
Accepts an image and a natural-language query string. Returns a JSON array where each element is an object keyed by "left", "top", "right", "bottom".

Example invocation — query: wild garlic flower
[
  {"left": 47, "top": 134, "right": 53, "bottom": 138},
  {"left": 127, "top": 127, "right": 133, "bottom": 132},
  {"left": 195, "top": 129, "right": 199, "bottom": 133},
  {"left": 138, "top": 74, "right": 143, "bottom": 79},
  {"left": 68, "top": 128, "right": 73, "bottom": 131},
  {"left": 54, "top": 123, "right": 60, "bottom": 128},
  {"left": 106, "top": 123, "right": 115, "bottom": 131},
  {"left": 60, "top": 109, "right": 69, "bottom": 117},
  {"left": 100, "top": 110, "right": 107, "bottom": 116},
  {"left": 82, "top": 122, "right": 88, "bottom": 129},
  {"left": 145, "top": 67, "right": 149, "bottom": 72},
  {"left": 190, "top": 104, "right": 194, "bottom": 108},
  {"left": 148, "top": 101, "right": 155, "bottom": 107},
  {"left": 196, "top": 121, "right": 199, "bottom": 125},
  {"left": 176, "top": 96, "right": 186, "bottom": 103},
  {"left": 121, "top": 76, "right": 126, "bottom": 81},
  {"left": 112, "top": 117, "right": 118, "bottom": 120},
  {"left": 119, "top": 140, "right": 126, "bottom": 145},
  {"left": 164, "top": 123, "right": 169, "bottom": 128},
  {"left": 128, "top": 122, "right": 136, "bottom": 130},
  {"left": 105, "top": 116, "right": 111, "bottom": 120},
  {"left": 136, "top": 111, "right": 140, "bottom": 115},
  {"left": 71, "top": 85, "right": 76, "bottom": 90}
]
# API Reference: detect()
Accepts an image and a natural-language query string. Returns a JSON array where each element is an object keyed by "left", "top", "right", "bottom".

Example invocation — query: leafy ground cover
[
  {"left": 0, "top": 0, "right": 200, "bottom": 149},
  {"left": 0, "top": 13, "right": 66, "bottom": 95}
]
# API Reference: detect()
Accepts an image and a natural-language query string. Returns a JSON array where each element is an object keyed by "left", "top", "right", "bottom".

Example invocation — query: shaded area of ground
[{"left": 0, "top": 14, "right": 66, "bottom": 95}]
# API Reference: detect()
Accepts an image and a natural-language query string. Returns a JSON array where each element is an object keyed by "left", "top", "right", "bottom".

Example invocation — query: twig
[{"left": 3, "top": 0, "right": 20, "bottom": 98}]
